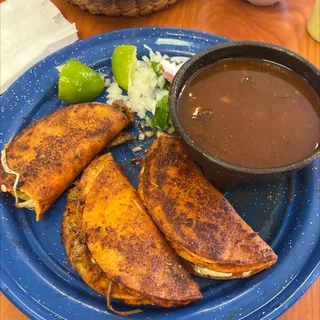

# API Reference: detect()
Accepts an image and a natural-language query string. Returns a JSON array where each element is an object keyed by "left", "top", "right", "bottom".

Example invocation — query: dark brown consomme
[{"left": 178, "top": 58, "right": 320, "bottom": 168}]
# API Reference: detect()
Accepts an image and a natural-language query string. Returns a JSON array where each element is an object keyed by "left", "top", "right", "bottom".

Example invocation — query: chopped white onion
[
  {"left": 145, "top": 131, "right": 154, "bottom": 138},
  {"left": 138, "top": 133, "right": 146, "bottom": 141},
  {"left": 131, "top": 146, "right": 143, "bottom": 153}
]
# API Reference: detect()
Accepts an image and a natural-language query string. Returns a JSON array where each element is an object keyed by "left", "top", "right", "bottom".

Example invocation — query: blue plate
[{"left": 0, "top": 27, "right": 319, "bottom": 320}]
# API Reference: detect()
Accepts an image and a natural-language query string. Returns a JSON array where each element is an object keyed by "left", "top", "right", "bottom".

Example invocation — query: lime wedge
[
  {"left": 111, "top": 45, "right": 137, "bottom": 91},
  {"left": 58, "top": 60, "right": 104, "bottom": 103}
]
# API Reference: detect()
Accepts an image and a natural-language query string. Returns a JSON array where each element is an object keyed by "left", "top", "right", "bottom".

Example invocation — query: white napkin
[{"left": 0, "top": 0, "right": 78, "bottom": 94}]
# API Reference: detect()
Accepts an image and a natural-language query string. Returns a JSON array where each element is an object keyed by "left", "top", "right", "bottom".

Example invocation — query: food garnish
[
  {"left": 151, "top": 94, "right": 169, "bottom": 130},
  {"left": 107, "top": 45, "right": 187, "bottom": 127},
  {"left": 111, "top": 45, "right": 137, "bottom": 91},
  {"left": 58, "top": 60, "right": 104, "bottom": 103}
]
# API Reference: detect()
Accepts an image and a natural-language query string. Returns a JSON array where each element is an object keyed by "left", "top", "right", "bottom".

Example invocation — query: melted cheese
[
  {"left": 192, "top": 264, "right": 233, "bottom": 278},
  {"left": 1, "top": 148, "right": 35, "bottom": 209},
  {"left": 16, "top": 199, "right": 35, "bottom": 209},
  {"left": 1, "top": 148, "right": 20, "bottom": 204}
]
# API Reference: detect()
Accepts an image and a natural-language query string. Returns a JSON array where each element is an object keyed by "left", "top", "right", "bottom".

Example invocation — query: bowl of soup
[{"left": 169, "top": 41, "right": 320, "bottom": 188}]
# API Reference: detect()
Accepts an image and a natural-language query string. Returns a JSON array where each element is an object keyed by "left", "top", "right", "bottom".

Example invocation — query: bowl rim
[{"left": 169, "top": 40, "right": 320, "bottom": 175}]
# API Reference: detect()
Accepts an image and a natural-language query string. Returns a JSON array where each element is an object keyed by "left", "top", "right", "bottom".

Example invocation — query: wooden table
[{"left": 1, "top": 0, "right": 319, "bottom": 319}]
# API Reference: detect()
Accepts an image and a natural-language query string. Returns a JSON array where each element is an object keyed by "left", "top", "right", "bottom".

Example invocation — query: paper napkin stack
[{"left": 0, "top": 0, "right": 78, "bottom": 94}]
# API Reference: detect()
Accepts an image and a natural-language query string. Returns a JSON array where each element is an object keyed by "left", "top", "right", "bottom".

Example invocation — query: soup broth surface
[{"left": 178, "top": 58, "right": 320, "bottom": 168}]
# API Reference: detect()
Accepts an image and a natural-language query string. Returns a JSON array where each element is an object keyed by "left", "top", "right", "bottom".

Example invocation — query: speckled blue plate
[{"left": 0, "top": 27, "right": 319, "bottom": 320}]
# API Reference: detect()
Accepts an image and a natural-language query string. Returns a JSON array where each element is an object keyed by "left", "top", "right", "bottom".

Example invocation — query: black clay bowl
[{"left": 169, "top": 41, "right": 320, "bottom": 189}]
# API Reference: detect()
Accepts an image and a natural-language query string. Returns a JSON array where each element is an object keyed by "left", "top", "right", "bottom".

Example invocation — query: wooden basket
[{"left": 68, "top": 0, "right": 180, "bottom": 17}]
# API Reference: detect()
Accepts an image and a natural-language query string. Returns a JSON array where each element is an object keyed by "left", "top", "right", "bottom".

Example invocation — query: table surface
[{"left": 1, "top": 0, "right": 319, "bottom": 319}]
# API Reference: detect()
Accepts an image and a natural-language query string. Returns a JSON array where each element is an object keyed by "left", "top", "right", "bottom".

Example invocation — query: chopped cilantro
[
  {"left": 163, "top": 80, "right": 171, "bottom": 91},
  {"left": 145, "top": 115, "right": 152, "bottom": 128},
  {"left": 151, "top": 95, "right": 169, "bottom": 130},
  {"left": 151, "top": 61, "right": 164, "bottom": 76},
  {"left": 165, "top": 57, "right": 181, "bottom": 66},
  {"left": 151, "top": 61, "right": 159, "bottom": 73}
]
